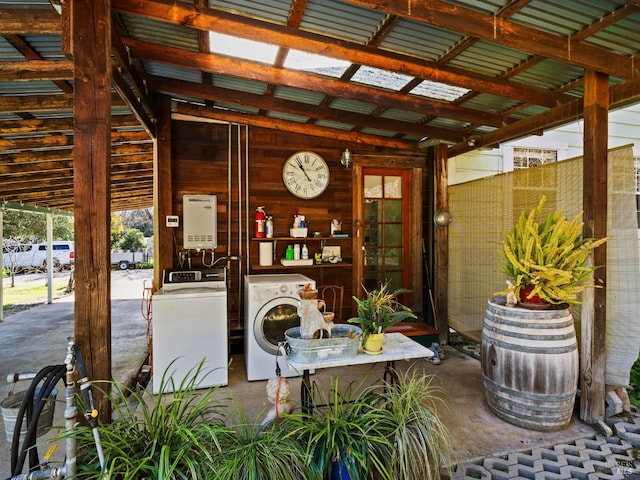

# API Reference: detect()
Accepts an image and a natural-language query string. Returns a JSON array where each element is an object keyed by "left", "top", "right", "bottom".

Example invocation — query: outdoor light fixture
[
  {"left": 433, "top": 210, "right": 452, "bottom": 227},
  {"left": 340, "top": 148, "right": 352, "bottom": 168}
]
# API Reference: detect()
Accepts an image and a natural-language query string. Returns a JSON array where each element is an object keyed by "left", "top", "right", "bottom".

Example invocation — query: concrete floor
[{"left": 1, "top": 269, "right": 601, "bottom": 478}]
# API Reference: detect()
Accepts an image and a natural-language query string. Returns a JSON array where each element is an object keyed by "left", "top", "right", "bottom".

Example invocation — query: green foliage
[
  {"left": 68, "top": 362, "right": 231, "bottom": 479},
  {"left": 282, "top": 376, "right": 394, "bottom": 480},
  {"left": 630, "top": 354, "right": 640, "bottom": 409},
  {"left": 496, "top": 196, "right": 610, "bottom": 306},
  {"left": 213, "top": 408, "right": 316, "bottom": 480},
  {"left": 375, "top": 370, "right": 452, "bottom": 480},
  {"left": 2, "top": 210, "right": 73, "bottom": 242},
  {"left": 282, "top": 371, "right": 451, "bottom": 480},
  {"left": 348, "top": 279, "right": 416, "bottom": 344},
  {"left": 110, "top": 213, "right": 125, "bottom": 248},
  {"left": 116, "top": 229, "right": 146, "bottom": 252}
]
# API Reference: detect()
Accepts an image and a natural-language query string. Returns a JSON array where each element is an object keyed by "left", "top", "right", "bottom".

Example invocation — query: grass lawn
[{"left": 2, "top": 279, "right": 70, "bottom": 316}]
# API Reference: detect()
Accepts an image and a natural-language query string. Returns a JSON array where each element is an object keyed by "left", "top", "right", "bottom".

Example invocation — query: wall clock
[{"left": 282, "top": 151, "right": 330, "bottom": 199}]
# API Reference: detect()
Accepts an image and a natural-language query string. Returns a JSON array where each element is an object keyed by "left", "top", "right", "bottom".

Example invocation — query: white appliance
[
  {"left": 183, "top": 194, "right": 217, "bottom": 250},
  {"left": 244, "top": 274, "right": 315, "bottom": 381},
  {"left": 152, "top": 268, "right": 228, "bottom": 394}
]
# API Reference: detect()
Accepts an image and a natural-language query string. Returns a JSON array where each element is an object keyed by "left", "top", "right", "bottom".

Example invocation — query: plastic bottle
[
  {"left": 293, "top": 244, "right": 301, "bottom": 260},
  {"left": 301, "top": 244, "right": 309, "bottom": 260},
  {"left": 285, "top": 245, "right": 294, "bottom": 260},
  {"left": 265, "top": 216, "right": 273, "bottom": 238}
]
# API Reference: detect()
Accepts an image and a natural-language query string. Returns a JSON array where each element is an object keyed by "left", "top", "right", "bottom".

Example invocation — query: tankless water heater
[{"left": 183, "top": 194, "right": 217, "bottom": 250}]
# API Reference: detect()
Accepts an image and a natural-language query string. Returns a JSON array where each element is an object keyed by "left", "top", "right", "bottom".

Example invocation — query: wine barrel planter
[{"left": 481, "top": 299, "right": 579, "bottom": 431}]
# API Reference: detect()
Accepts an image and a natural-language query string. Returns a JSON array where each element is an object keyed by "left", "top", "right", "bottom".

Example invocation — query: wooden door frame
[{"left": 352, "top": 156, "right": 423, "bottom": 314}]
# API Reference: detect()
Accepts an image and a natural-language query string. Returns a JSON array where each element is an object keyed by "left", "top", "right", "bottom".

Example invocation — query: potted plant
[
  {"left": 484, "top": 195, "right": 610, "bottom": 431},
  {"left": 496, "top": 195, "right": 609, "bottom": 308},
  {"left": 281, "top": 376, "right": 393, "bottom": 480},
  {"left": 282, "top": 372, "right": 452, "bottom": 480},
  {"left": 348, "top": 280, "right": 417, "bottom": 354}
]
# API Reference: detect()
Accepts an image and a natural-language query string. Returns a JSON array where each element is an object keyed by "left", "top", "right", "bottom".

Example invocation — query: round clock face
[{"left": 282, "top": 151, "right": 330, "bottom": 199}]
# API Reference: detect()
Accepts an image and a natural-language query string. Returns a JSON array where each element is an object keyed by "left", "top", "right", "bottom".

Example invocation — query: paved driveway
[{"left": 0, "top": 269, "right": 152, "bottom": 477}]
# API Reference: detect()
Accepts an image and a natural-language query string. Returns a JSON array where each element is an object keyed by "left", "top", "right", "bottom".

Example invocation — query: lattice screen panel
[{"left": 448, "top": 145, "right": 639, "bottom": 387}]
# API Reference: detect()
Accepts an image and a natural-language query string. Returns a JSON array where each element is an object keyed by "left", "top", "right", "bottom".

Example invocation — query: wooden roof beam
[
  {"left": 0, "top": 130, "right": 150, "bottom": 152},
  {"left": 126, "top": 38, "right": 505, "bottom": 128},
  {"left": 112, "top": 0, "right": 567, "bottom": 108},
  {"left": 0, "top": 115, "right": 143, "bottom": 135},
  {"left": 174, "top": 103, "right": 420, "bottom": 151},
  {"left": 0, "top": 9, "right": 61, "bottom": 35},
  {"left": 0, "top": 93, "right": 126, "bottom": 113},
  {"left": 347, "top": 0, "right": 636, "bottom": 79},
  {"left": 149, "top": 75, "right": 464, "bottom": 143},
  {"left": 0, "top": 60, "right": 73, "bottom": 82},
  {"left": 447, "top": 74, "right": 640, "bottom": 156}
]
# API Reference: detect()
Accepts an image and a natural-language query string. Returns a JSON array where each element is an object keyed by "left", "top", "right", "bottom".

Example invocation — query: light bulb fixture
[
  {"left": 433, "top": 210, "right": 452, "bottom": 227},
  {"left": 340, "top": 148, "right": 352, "bottom": 168}
]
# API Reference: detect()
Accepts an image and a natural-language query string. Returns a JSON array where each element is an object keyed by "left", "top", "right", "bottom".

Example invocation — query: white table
[{"left": 287, "top": 333, "right": 434, "bottom": 413}]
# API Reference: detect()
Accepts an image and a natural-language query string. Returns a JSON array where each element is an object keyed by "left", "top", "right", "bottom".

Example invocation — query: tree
[
  {"left": 119, "top": 208, "right": 153, "bottom": 237},
  {"left": 2, "top": 210, "right": 73, "bottom": 241},
  {"left": 116, "top": 229, "right": 146, "bottom": 252}
]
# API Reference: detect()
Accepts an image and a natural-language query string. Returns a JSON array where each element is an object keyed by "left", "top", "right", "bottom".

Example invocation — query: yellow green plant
[{"left": 497, "top": 196, "right": 610, "bottom": 306}]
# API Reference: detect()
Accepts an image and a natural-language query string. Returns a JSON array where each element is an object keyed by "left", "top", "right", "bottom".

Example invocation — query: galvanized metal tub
[
  {"left": 482, "top": 299, "right": 578, "bottom": 431},
  {"left": 285, "top": 324, "right": 362, "bottom": 363}
]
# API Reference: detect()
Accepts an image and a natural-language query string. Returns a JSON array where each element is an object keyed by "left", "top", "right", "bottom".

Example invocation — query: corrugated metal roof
[
  {"left": 301, "top": 0, "right": 386, "bottom": 43},
  {"left": 209, "top": 0, "right": 291, "bottom": 24},
  {"left": 379, "top": 18, "right": 464, "bottom": 62}
]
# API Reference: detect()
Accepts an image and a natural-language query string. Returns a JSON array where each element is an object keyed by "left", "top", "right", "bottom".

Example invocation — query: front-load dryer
[{"left": 244, "top": 274, "right": 316, "bottom": 381}]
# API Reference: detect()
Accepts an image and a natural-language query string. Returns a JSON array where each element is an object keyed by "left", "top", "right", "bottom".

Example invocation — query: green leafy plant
[
  {"left": 375, "top": 369, "right": 452, "bottom": 480},
  {"left": 496, "top": 196, "right": 609, "bottom": 306},
  {"left": 348, "top": 279, "right": 417, "bottom": 344},
  {"left": 213, "top": 406, "right": 317, "bottom": 480},
  {"left": 282, "top": 370, "right": 452, "bottom": 480},
  {"left": 66, "top": 361, "right": 232, "bottom": 479},
  {"left": 282, "top": 376, "right": 393, "bottom": 480}
]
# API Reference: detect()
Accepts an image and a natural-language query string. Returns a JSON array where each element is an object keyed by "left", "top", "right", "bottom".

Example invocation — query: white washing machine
[
  {"left": 244, "top": 274, "right": 315, "bottom": 381},
  {"left": 152, "top": 268, "right": 228, "bottom": 394}
]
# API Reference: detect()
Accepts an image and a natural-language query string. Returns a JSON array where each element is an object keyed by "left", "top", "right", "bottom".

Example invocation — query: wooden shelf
[
  {"left": 251, "top": 261, "right": 352, "bottom": 271},
  {"left": 252, "top": 236, "right": 350, "bottom": 241}
]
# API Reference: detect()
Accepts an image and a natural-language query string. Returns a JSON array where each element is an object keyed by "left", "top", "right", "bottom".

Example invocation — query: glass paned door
[{"left": 362, "top": 171, "right": 409, "bottom": 293}]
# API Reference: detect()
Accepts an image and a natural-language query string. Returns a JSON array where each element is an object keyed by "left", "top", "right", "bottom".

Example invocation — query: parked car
[{"left": 2, "top": 240, "right": 74, "bottom": 272}]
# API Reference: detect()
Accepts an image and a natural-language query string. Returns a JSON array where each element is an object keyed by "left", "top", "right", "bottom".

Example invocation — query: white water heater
[{"left": 183, "top": 194, "right": 217, "bottom": 249}]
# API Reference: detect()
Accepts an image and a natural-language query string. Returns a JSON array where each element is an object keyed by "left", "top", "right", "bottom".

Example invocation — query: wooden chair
[{"left": 318, "top": 284, "right": 344, "bottom": 321}]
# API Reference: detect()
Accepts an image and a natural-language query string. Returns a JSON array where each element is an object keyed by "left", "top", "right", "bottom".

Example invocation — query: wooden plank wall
[{"left": 166, "top": 121, "right": 389, "bottom": 352}]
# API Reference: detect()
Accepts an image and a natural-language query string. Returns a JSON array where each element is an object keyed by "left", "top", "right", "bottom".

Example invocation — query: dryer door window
[{"left": 254, "top": 297, "right": 299, "bottom": 355}]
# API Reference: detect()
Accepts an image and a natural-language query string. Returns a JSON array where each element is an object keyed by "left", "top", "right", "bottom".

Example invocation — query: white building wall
[{"left": 449, "top": 103, "right": 640, "bottom": 185}]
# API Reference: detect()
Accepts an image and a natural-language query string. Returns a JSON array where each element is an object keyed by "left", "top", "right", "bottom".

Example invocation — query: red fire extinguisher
[{"left": 255, "top": 206, "right": 266, "bottom": 238}]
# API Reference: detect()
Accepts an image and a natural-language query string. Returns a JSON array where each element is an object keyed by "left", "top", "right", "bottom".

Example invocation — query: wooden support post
[
  {"left": 580, "top": 69, "right": 609, "bottom": 426},
  {"left": 154, "top": 94, "right": 173, "bottom": 287},
  {"left": 72, "top": 0, "right": 112, "bottom": 423},
  {"left": 434, "top": 143, "right": 449, "bottom": 341}
]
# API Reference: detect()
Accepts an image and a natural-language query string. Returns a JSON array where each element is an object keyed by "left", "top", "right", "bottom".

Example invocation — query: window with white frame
[{"left": 513, "top": 148, "right": 558, "bottom": 169}]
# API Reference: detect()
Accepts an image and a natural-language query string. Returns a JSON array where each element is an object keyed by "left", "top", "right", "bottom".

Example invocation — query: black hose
[
  {"left": 10, "top": 364, "right": 58, "bottom": 475},
  {"left": 10, "top": 364, "right": 65, "bottom": 477}
]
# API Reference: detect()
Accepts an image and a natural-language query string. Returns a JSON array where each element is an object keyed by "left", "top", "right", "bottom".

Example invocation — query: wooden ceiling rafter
[
  {"left": 110, "top": 0, "right": 567, "bottom": 108},
  {"left": 345, "top": 0, "right": 635, "bottom": 79},
  {"left": 149, "top": 75, "right": 464, "bottom": 142},
  {"left": 174, "top": 102, "right": 419, "bottom": 151},
  {"left": 124, "top": 38, "right": 508, "bottom": 128}
]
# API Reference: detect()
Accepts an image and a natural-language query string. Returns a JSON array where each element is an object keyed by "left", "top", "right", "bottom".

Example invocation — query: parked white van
[{"left": 2, "top": 240, "right": 74, "bottom": 272}]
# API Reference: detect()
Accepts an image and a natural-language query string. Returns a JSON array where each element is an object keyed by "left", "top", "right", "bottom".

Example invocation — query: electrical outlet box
[{"left": 166, "top": 215, "right": 179, "bottom": 227}]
